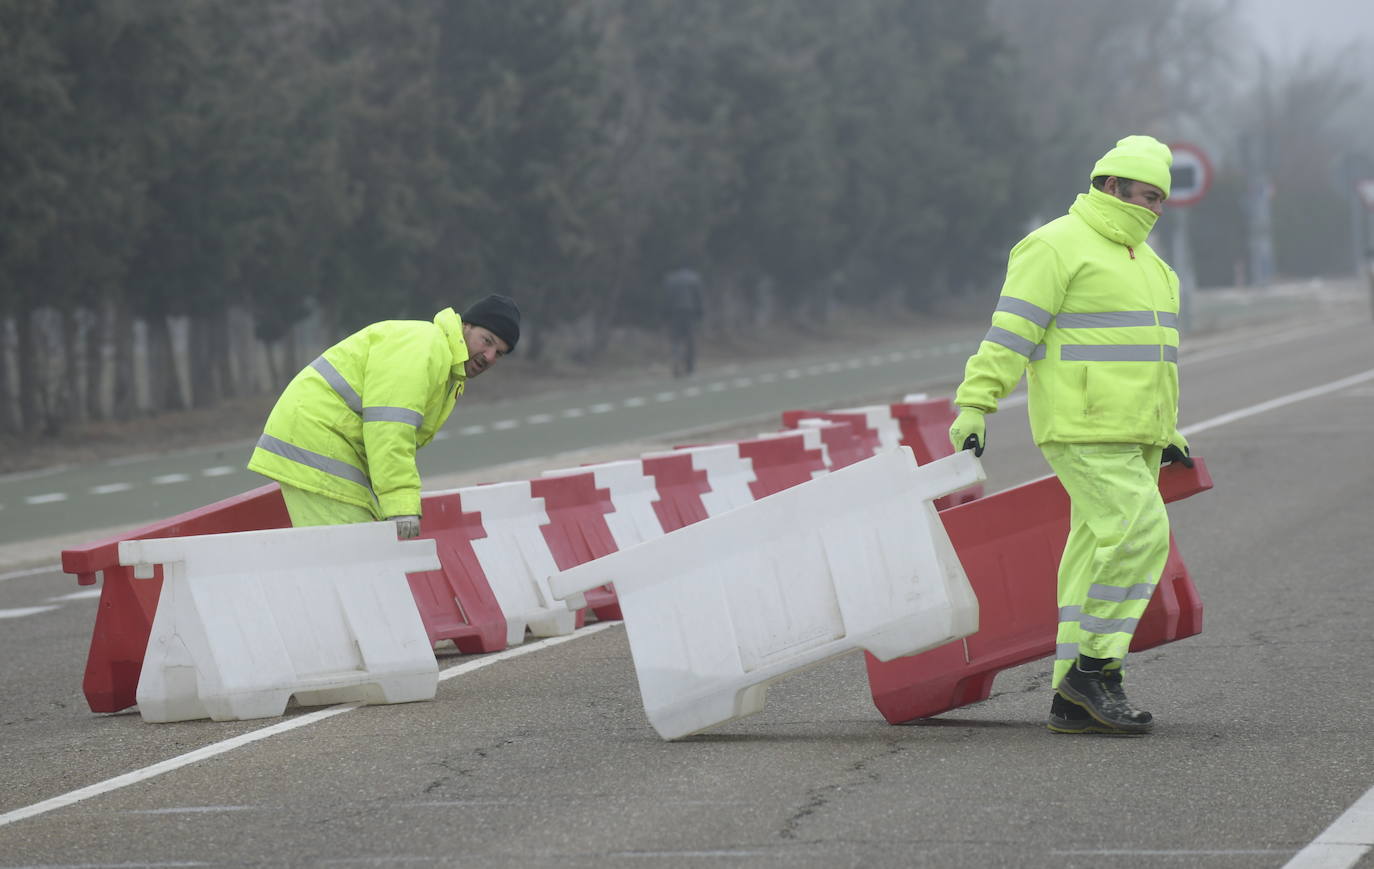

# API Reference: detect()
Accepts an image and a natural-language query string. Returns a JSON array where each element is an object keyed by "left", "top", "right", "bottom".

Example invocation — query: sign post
[{"left": 1167, "top": 142, "right": 1214, "bottom": 334}]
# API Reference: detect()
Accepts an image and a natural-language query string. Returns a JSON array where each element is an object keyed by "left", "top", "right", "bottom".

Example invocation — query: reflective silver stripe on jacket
[
  {"left": 1060, "top": 344, "right": 1163, "bottom": 362},
  {"left": 1059, "top": 605, "right": 1081, "bottom": 622},
  {"left": 1157, "top": 311, "right": 1179, "bottom": 329},
  {"left": 1164, "top": 345, "right": 1178, "bottom": 363},
  {"left": 1056, "top": 310, "right": 1157, "bottom": 329},
  {"left": 984, "top": 326, "right": 1038, "bottom": 358},
  {"left": 1088, "top": 582, "right": 1155, "bottom": 603},
  {"left": 363, "top": 406, "right": 424, "bottom": 427},
  {"left": 310, "top": 356, "right": 362, "bottom": 414},
  {"left": 996, "top": 296, "right": 1053, "bottom": 329},
  {"left": 255, "top": 433, "right": 373, "bottom": 494},
  {"left": 1078, "top": 613, "right": 1139, "bottom": 635},
  {"left": 1056, "top": 642, "right": 1079, "bottom": 661}
]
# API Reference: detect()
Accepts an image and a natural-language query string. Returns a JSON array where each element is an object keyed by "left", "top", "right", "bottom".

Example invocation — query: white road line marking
[
  {"left": 784, "top": 369, "right": 801, "bottom": 380},
  {"left": 47, "top": 589, "right": 102, "bottom": 602},
  {"left": 561, "top": 407, "right": 585, "bottom": 418},
  {"left": 24, "top": 493, "right": 67, "bottom": 505},
  {"left": 526, "top": 413, "right": 554, "bottom": 424},
  {"left": 732, "top": 377, "right": 754, "bottom": 387},
  {"left": 623, "top": 397, "right": 646, "bottom": 408},
  {"left": 0, "top": 622, "right": 618, "bottom": 828},
  {"left": 654, "top": 392, "right": 677, "bottom": 402},
  {"left": 1283, "top": 783, "right": 1374, "bottom": 869},
  {"left": 706, "top": 382, "right": 727, "bottom": 392},
  {"left": 0, "top": 565, "right": 58, "bottom": 582},
  {"left": 153, "top": 474, "right": 189, "bottom": 485},
  {"left": 201, "top": 466, "right": 235, "bottom": 477},
  {"left": 90, "top": 482, "right": 133, "bottom": 495},
  {"left": 590, "top": 402, "right": 615, "bottom": 413},
  {"left": 492, "top": 419, "right": 519, "bottom": 431},
  {"left": 126, "top": 805, "right": 258, "bottom": 814},
  {"left": 758, "top": 373, "right": 778, "bottom": 383},
  {"left": 1181, "top": 369, "right": 1374, "bottom": 437},
  {"left": 887, "top": 351, "right": 906, "bottom": 362},
  {"left": 0, "top": 605, "right": 59, "bottom": 619},
  {"left": 459, "top": 424, "right": 486, "bottom": 435},
  {"left": 432, "top": 430, "right": 451, "bottom": 440},
  {"left": 866, "top": 355, "right": 885, "bottom": 366},
  {"left": 683, "top": 386, "right": 703, "bottom": 397}
]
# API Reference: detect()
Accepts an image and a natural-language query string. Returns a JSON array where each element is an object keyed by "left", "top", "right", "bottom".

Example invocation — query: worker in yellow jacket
[
  {"left": 948, "top": 136, "right": 1193, "bottom": 735},
  {"left": 248, "top": 295, "right": 520, "bottom": 539}
]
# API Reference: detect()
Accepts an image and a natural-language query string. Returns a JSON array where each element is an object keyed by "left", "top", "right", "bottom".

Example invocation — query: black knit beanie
[{"left": 461, "top": 294, "right": 521, "bottom": 353}]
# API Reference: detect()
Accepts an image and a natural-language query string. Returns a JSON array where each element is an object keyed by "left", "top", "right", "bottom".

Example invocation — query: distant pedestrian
[
  {"left": 247, "top": 295, "right": 520, "bottom": 539},
  {"left": 663, "top": 267, "right": 704, "bottom": 377},
  {"left": 949, "top": 135, "right": 1191, "bottom": 735}
]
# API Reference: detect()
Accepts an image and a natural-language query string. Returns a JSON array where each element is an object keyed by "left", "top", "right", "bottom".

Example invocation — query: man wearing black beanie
[{"left": 248, "top": 294, "right": 521, "bottom": 540}]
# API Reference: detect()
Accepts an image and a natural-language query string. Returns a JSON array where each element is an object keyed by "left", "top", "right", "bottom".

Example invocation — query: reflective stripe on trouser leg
[
  {"left": 1040, "top": 442, "right": 1170, "bottom": 689},
  {"left": 279, "top": 483, "right": 377, "bottom": 527}
]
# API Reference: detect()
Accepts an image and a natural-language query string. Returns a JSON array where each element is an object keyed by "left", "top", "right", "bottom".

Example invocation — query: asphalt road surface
[{"left": 1, "top": 283, "right": 1371, "bottom": 868}]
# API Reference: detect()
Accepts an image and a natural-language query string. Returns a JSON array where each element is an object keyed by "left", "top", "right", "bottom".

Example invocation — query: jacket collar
[
  {"left": 1069, "top": 187, "right": 1158, "bottom": 248},
  {"left": 434, "top": 307, "right": 470, "bottom": 388}
]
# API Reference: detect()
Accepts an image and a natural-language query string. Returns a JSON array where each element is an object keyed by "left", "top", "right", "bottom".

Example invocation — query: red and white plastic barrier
[{"left": 865, "top": 458, "right": 1211, "bottom": 724}]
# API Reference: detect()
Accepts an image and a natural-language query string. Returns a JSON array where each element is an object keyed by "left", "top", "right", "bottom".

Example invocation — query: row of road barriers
[{"left": 59, "top": 395, "right": 1210, "bottom": 735}]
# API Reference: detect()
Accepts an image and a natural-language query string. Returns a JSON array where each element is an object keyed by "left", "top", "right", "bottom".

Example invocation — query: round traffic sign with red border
[{"left": 1168, "top": 142, "right": 1213, "bottom": 207}]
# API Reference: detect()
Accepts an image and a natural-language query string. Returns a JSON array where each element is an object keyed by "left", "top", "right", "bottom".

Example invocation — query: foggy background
[{"left": 1, "top": 0, "right": 1372, "bottom": 444}]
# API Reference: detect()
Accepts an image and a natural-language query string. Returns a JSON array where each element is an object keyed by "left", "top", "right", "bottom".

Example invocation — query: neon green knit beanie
[{"left": 1090, "top": 135, "right": 1173, "bottom": 197}]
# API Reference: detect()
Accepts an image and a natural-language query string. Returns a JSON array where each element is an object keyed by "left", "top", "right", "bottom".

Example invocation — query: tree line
[{"left": 1, "top": 0, "right": 1364, "bottom": 436}]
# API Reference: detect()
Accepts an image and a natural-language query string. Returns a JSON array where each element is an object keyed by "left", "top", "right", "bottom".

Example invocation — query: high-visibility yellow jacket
[
  {"left": 954, "top": 188, "right": 1180, "bottom": 446},
  {"left": 247, "top": 308, "right": 471, "bottom": 519}
]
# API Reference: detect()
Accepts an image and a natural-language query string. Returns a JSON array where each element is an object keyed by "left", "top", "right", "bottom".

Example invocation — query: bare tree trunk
[
  {"left": 17, "top": 308, "right": 39, "bottom": 433},
  {"left": 0, "top": 317, "right": 15, "bottom": 434},
  {"left": 63, "top": 307, "right": 86, "bottom": 427},
  {"left": 86, "top": 299, "right": 111, "bottom": 420},
  {"left": 111, "top": 294, "right": 136, "bottom": 420},
  {"left": 188, "top": 314, "right": 217, "bottom": 408},
  {"left": 146, "top": 315, "right": 185, "bottom": 412}
]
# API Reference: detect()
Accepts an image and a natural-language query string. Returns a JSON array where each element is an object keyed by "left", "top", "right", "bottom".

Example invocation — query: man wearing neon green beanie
[{"left": 947, "top": 135, "right": 1193, "bottom": 735}]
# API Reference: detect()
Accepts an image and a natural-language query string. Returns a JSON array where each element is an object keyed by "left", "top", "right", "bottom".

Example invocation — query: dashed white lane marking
[
  {"left": 0, "top": 605, "right": 59, "bottom": 619},
  {"left": 1181, "top": 368, "right": 1374, "bottom": 437},
  {"left": 622, "top": 397, "right": 646, "bottom": 408},
  {"left": 731, "top": 377, "right": 753, "bottom": 388},
  {"left": 152, "top": 473, "right": 189, "bottom": 485},
  {"left": 202, "top": 466, "right": 236, "bottom": 477},
  {"left": 91, "top": 482, "right": 133, "bottom": 495},
  {"left": 561, "top": 407, "right": 585, "bottom": 418},
  {"left": 491, "top": 419, "right": 518, "bottom": 431},
  {"left": 1283, "top": 783, "right": 1374, "bottom": 869},
  {"left": 706, "top": 382, "right": 727, "bottom": 393},
  {"left": 590, "top": 402, "right": 615, "bottom": 413},
  {"left": 0, "top": 621, "right": 619, "bottom": 828},
  {"left": 48, "top": 589, "right": 101, "bottom": 602},
  {"left": 654, "top": 392, "right": 676, "bottom": 402},
  {"left": 24, "top": 493, "right": 67, "bottom": 505},
  {"left": 525, "top": 413, "right": 553, "bottom": 424},
  {"left": 459, "top": 424, "right": 485, "bottom": 435},
  {"left": 0, "top": 565, "right": 58, "bottom": 582},
  {"left": 682, "top": 386, "right": 703, "bottom": 397},
  {"left": 784, "top": 370, "right": 801, "bottom": 380}
]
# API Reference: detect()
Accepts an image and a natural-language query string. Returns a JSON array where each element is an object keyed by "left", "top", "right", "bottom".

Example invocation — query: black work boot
[
  {"left": 1056, "top": 663, "right": 1154, "bottom": 733},
  {"left": 1046, "top": 676, "right": 1145, "bottom": 735}
]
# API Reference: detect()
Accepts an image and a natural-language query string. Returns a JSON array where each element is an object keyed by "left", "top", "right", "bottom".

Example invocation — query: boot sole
[
  {"left": 1046, "top": 715, "right": 1147, "bottom": 735},
  {"left": 1056, "top": 684, "right": 1154, "bottom": 734}
]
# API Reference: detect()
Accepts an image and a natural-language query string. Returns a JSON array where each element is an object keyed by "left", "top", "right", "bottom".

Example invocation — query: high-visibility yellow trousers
[
  {"left": 279, "top": 483, "right": 376, "bottom": 527},
  {"left": 1040, "top": 442, "right": 1170, "bottom": 689}
]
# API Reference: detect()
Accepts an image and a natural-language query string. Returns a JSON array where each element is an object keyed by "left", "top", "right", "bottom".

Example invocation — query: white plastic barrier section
[
  {"left": 541, "top": 459, "right": 666, "bottom": 550},
  {"left": 548, "top": 448, "right": 985, "bottom": 740},
  {"left": 444, "top": 480, "right": 587, "bottom": 644},
  {"left": 121, "top": 522, "right": 441, "bottom": 723}
]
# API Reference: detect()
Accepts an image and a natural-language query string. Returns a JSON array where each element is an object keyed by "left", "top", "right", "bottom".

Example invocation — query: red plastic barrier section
[
  {"left": 642, "top": 452, "right": 714, "bottom": 532},
  {"left": 530, "top": 472, "right": 623, "bottom": 621},
  {"left": 60, "top": 484, "right": 292, "bottom": 713},
  {"left": 889, "top": 397, "right": 983, "bottom": 509},
  {"left": 865, "top": 458, "right": 1212, "bottom": 724},
  {"left": 736, "top": 431, "right": 827, "bottom": 499},
  {"left": 780, "top": 414, "right": 880, "bottom": 470},
  {"left": 408, "top": 491, "right": 509, "bottom": 654}
]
